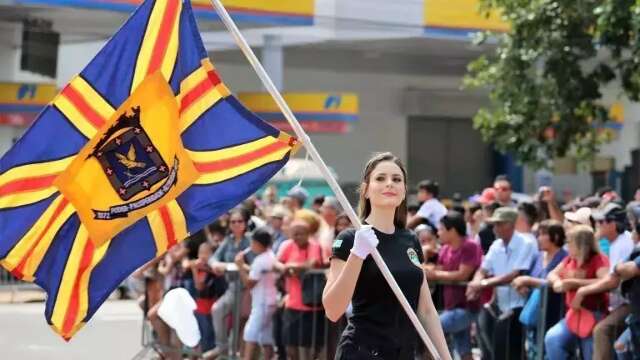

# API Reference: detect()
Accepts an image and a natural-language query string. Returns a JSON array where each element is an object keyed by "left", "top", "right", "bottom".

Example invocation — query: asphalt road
[{"left": 0, "top": 300, "right": 147, "bottom": 360}]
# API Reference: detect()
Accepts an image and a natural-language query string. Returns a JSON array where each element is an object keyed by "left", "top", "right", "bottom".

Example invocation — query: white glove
[{"left": 351, "top": 225, "right": 379, "bottom": 259}]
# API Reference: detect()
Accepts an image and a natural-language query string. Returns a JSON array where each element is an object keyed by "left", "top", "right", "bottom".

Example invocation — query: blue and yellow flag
[{"left": 0, "top": 0, "right": 298, "bottom": 339}]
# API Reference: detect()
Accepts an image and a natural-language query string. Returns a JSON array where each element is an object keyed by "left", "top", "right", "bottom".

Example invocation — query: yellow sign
[
  {"left": 0, "top": 83, "right": 57, "bottom": 106},
  {"left": 424, "top": 0, "right": 509, "bottom": 32},
  {"left": 55, "top": 73, "right": 199, "bottom": 246},
  {"left": 193, "top": 0, "right": 314, "bottom": 17},
  {"left": 239, "top": 92, "right": 358, "bottom": 134}
]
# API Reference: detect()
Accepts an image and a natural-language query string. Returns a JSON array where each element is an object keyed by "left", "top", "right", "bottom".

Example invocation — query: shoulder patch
[
  {"left": 332, "top": 239, "right": 343, "bottom": 248},
  {"left": 407, "top": 248, "right": 422, "bottom": 268}
]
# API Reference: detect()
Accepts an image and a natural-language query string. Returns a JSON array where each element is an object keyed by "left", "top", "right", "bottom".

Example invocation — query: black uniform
[{"left": 332, "top": 227, "right": 425, "bottom": 360}]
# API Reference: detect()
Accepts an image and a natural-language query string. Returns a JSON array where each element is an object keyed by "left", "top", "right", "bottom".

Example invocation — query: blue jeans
[
  {"left": 615, "top": 327, "right": 632, "bottom": 360},
  {"left": 544, "top": 313, "right": 602, "bottom": 360},
  {"left": 440, "top": 308, "right": 477, "bottom": 357},
  {"left": 194, "top": 312, "right": 215, "bottom": 352}
]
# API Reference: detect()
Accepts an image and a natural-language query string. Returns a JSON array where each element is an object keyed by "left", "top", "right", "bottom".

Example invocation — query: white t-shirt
[
  {"left": 416, "top": 198, "right": 447, "bottom": 226},
  {"left": 609, "top": 231, "right": 635, "bottom": 309},
  {"left": 482, "top": 232, "right": 539, "bottom": 312},
  {"left": 249, "top": 250, "right": 278, "bottom": 307}
]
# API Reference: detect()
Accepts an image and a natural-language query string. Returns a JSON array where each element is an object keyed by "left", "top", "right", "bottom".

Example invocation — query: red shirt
[
  {"left": 560, "top": 253, "right": 609, "bottom": 313},
  {"left": 277, "top": 239, "right": 323, "bottom": 311},
  {"left": 438, "top": 240, "right": 483, "bottom": 310}
]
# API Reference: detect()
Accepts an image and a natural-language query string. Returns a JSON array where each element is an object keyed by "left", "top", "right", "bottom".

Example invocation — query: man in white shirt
[
  {"left": 408, "top": 179, "right": 447, "bottom": 229},
  {"left": 466, "top": 207, "right": 539, "bottom": 360}
]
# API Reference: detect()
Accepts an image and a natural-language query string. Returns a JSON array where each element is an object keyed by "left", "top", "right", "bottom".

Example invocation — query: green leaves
[{"left": 466, "top": 0, "right": 639, "bottom": 168}]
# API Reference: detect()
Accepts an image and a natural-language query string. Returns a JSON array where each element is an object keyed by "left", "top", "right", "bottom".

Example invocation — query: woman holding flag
[{"left": 322, "top": 152, "right": 451, "bottom": 360}]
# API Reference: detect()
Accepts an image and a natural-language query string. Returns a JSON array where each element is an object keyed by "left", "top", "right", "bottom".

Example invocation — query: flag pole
[{"left": 207, "top": 1, "right": 441, "bottom": 359}]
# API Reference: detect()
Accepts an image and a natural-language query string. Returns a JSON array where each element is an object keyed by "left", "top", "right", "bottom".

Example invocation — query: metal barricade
[{"left": 133, "top": 266, "right": 557, "bottom": 360}]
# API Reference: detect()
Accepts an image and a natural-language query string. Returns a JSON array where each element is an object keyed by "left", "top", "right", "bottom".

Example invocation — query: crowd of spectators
[{"left": 129, "top": 175, "right": 640, "bottom": 360}]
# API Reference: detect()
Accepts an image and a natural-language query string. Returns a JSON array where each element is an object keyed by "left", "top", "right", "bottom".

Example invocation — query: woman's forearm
[
  {"left": 418, "top": 280, "right": 452, "bottom": 360},
  {"left": 322, "top": 255, "right": 363, "bottom": 322}
]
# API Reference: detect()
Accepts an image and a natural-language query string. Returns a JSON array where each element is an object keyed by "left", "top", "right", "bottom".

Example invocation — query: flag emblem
[
  {"left": 93, "top": 107, "right": 168, "bottom": 201},
  {"left": 55, "top": 73, "right": 200, "bottom": 247}
]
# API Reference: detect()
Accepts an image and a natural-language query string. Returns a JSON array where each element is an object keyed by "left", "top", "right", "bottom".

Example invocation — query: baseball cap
[
  {"left": 478, "top": 187, "right": 496, "bottom": 205},
  {"left": 592, "top": 203, "right": 624, "bottom": 222},
  {"left": 486, "top": 207, "right": 518, "bottom": 224},
  {"left": 564, "top": 207, "right": 593, "bottom": 226},
  {"left": 287, "top": 186, "right": 309, "bottom": 205}
]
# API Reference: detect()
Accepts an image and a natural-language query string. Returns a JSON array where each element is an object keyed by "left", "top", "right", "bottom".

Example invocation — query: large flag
[{"left": 0, "top": 0, "right": 298, "bottom": 340}]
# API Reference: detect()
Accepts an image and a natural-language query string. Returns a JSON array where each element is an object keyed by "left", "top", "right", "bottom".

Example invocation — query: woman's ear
[{"left": 362, "top": 182, "right": 369, "bottom": 199}]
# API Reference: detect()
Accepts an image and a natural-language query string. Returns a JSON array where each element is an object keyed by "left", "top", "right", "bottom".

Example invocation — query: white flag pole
[{"left": 207, "top": 1, "right": 441, "bottom": 358}]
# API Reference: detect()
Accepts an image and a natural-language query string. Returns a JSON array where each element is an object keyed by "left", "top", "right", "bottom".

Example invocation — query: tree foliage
[{"left": 464, "top": 0, "right": 640, "bottom": 168}]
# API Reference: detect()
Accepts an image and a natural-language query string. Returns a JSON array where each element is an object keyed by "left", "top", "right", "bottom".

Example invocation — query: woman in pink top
[{"left": 277, "top": 219, "right": 325, "bottom": 360}]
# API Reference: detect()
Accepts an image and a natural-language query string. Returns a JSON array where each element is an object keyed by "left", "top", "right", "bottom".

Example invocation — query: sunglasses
[
  {"left": 495, "top": 186, "right": 511, "bottom": 191},
  {"left": 230, "top": 220, "right": 245, "bottom": 224}
]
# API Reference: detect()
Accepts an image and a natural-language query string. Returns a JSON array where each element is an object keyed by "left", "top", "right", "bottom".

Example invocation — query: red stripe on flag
[
  {"left": 159, "top": 206, "right": 177, "bottom": 250},
  {"left": 147, "top": 0, "right": 180, "bottom": 76},
  {"left": 194, "top": 141, "right": 288, "bottom": 173},
  {"left": 179, "top": 72, "right": 222, "bottom": 113},
  {"left": 11, "top": 198, "right": 69, "bottom": 280},
  {"left": 0, "top": 174, "right": 57, "bottom": 197},
  {"left": 62, "top": 85, "right": 106, "bottom": 130},
  {"left": 61, "top": 239, "right": 95, "bottom": 337}
]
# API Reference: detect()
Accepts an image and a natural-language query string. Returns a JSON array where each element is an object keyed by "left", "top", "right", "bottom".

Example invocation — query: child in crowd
[{"left": 235, "top": 228, "right": 278, "bottom": 360}]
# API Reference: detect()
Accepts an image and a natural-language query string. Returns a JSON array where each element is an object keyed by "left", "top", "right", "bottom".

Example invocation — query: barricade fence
[{"left": 137, "top": 268, "right": 560, "bottom": 360}]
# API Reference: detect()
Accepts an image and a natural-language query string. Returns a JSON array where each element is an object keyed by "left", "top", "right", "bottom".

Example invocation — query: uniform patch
[
  {"left": 332, "top": 239, "right": 343, "bottom": 248},
  {"left": 407, "top": 248, "right": 421, "bottom": 268}
]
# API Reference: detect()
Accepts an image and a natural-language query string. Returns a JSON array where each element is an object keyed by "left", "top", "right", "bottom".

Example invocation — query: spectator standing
[
  {"left": 545, "top": 225, "right": 610, "bottom": 360},
  {"left": 277, "top": 220, "right": 325, "bottom": 360},
  {"left": 466, "top": 207, "right": 539, "bottom": 360},
  {"left": 205, "top": 209, "right": 253, "bottom": 359},
  {"left": 426, "top": 211, "right": 482, "bottom": 360},
  {"left": 494, "top": 175, "right": 517, "bottom": 208},
  {"left": 571, "top": 204, "right": 634, "bottom": 360},
  {"left": 408, "top": 179, "right": 447, "bottom": 229},
  {"left": 511, "top": 220, "right": 568, "bottom": 360},
  {"left": 235, "top": 229, "right": 278, "bottom": 360}
]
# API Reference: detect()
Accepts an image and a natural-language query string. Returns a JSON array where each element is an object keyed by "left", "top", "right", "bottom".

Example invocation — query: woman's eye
[
  {"left": 393, "top": 178, "right": 402, "bottom": 183},
  {"left": 375, "top": 176, "right": 385, "bottom": 182}
]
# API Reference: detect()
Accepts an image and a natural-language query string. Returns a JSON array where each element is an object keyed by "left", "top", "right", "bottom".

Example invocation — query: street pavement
[{"left": 0, "top": 299, "right": 146, "bottom": 359}]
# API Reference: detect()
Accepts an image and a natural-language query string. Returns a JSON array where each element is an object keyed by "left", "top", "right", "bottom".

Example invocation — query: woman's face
[
  {"left": 537, "top": 230, "right": 551, "bottom": 251},
  {"left": 229, "top": 213, "right": 247, "bottom": 235},
  {"left": 364, "top": 161, "right": 406, "bottom": 210},
  {"left": 290, "top": 224, "right": 310, "bottom": 246}
]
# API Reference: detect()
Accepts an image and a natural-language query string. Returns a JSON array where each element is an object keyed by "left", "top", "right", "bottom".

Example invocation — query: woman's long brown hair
[{"left": 357, "top": 152, "right": 408, "bottom": 229}]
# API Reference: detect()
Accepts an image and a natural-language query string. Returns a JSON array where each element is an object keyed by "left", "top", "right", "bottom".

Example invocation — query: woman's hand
[
  {"left": 351, "top": 225, "right": 379, "bottom": 259},
  {"left": 571, "top": 289, "right": 584, "bottom": 309},
  {"left": 552, "top": 279, "right": 567, "bottom": 293}
]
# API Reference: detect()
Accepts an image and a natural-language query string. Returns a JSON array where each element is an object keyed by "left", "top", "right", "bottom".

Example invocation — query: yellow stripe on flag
[
  {"left": 0, "top": 157, "right": 73, "bottom": 189},
  {"left": 166, "top": 200, "right": 188, "bottom": 245},
  {"left": 0, "top": 195, "right": 75, "bottom": 281},
  {"left": 179, "top": 83, "right": 230, "bottom": 133},
  {"left": 76, "top": 237, "right": 109, "bottom": 332},
  {"left": 195, "top": 146, "right": 291, "bottom": 185},
  {"left": 147, "top": 209, "right": 169, "bottom": 257},
  {"left": 187, "top": 136, "right": 279, "bottom": 163},
  {"left": 131, "top": 0, "right": 182, "bottom": 93},
  {"left": 51, "top": 227, "right": 90, "bottom": 332}
]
